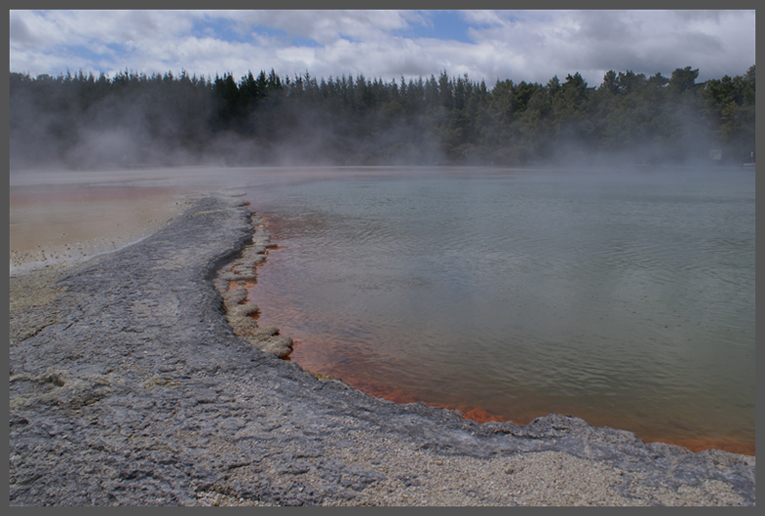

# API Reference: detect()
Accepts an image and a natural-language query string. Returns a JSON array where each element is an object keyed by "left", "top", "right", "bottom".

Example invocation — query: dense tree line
[{"left": 9, "top": 65, "right": 755, "bottom": 169}]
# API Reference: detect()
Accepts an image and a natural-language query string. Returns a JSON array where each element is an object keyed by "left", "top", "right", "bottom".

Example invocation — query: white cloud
[
  {"left": 9, "top": 10, "right": 756, "bottom": 87},
  {"left": 214, "top": 10, "right": 415, "bottom": 46},
  {"left": 453, "top": 10, "right": 755, "bottom": 84}
]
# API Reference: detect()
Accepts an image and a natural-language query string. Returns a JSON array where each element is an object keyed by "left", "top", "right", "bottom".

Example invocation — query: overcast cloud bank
[{"left": 9, "top": 10, "right": 756, "bottom": 87}]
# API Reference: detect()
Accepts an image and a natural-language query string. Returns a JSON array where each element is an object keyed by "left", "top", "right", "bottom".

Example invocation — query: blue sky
[
  {"left": 9, "top": 10, "right": 757, "bottom": 87},
  {"left": 393, "top": 11, "right": 476, "bottom": 43}
]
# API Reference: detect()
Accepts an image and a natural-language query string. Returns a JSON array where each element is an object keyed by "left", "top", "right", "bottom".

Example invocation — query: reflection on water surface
[{"left": 241, "top": 166, "right": 755, "bottom": 454}]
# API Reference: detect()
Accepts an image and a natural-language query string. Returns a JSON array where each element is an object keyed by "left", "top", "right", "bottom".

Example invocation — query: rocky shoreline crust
[{"left": 9, "top": 194, "right": 755, "bottom": 506}]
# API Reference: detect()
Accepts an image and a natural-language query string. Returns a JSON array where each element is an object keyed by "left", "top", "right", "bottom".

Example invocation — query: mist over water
[{"left": 239, "top": 166, "right": 754, "bottom": 451}]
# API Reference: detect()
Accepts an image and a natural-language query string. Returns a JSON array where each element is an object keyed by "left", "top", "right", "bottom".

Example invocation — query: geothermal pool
[{"left": 241, "top": 166, "right": 755, "bottom": 454}]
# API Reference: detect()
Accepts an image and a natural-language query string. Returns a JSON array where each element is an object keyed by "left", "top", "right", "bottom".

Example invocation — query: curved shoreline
[
  {"left": 9, "top": 194, "right": 755, "bottom": 506},
  {"left": 221, "top": 200, "right": 756, "bottom": 457}
]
